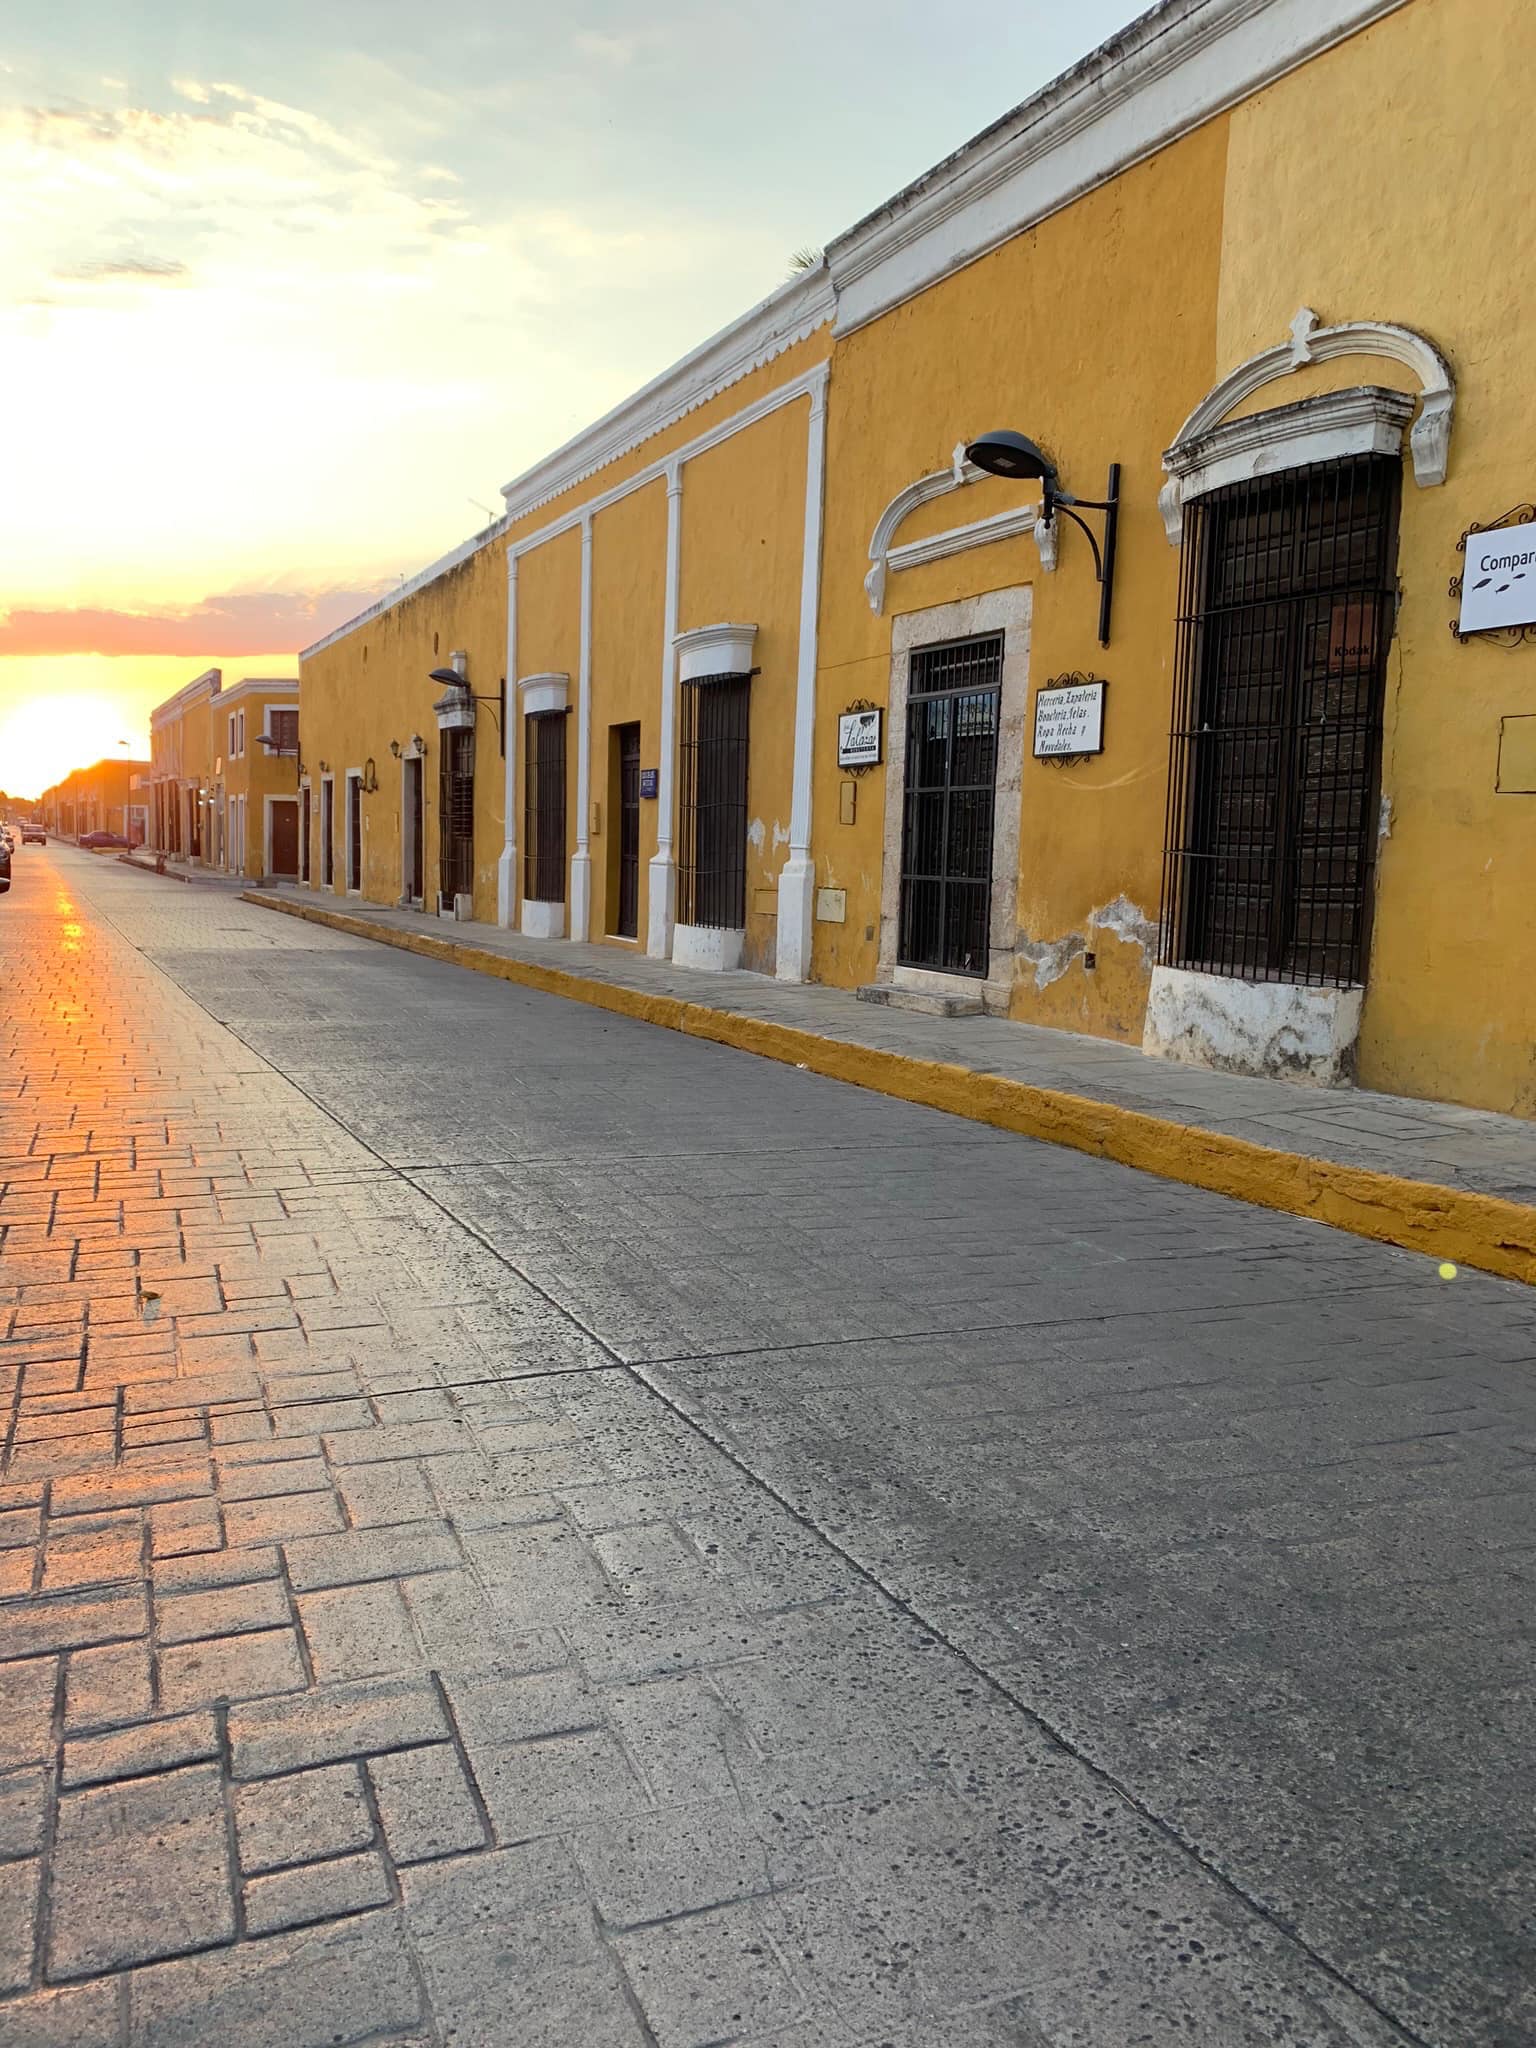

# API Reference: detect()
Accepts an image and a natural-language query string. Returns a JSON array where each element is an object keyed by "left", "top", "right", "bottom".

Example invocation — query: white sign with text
[
  {"left": 837, "top": 708, "right": 882, "bottom": 768},
  {"left": 1032, "top": 680, "right": 1105, "bottom": 758},
  {"left": 1460, "top": 519, "right": 1536, "bottom": 634}
]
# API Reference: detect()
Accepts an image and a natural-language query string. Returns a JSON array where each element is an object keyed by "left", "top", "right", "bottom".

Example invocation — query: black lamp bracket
[{"left": 1041, "top": 464, "right": 1120, "bottom": 648}]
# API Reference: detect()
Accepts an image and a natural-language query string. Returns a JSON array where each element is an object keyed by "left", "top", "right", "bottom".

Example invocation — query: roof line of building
[{"left": 304, "top": 0, "right": 1405, "bottom": 664}]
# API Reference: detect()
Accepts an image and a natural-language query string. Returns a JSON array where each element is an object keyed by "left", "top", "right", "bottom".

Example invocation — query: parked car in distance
[
  {"left": 21, "top": 822, "right": 45, "bottom": 844},
  {"left": 0, "top": 839, "right": 10, "bottom": 893},
  {"left": 79, "top": 830, "right": 130, "bottom": 849}
]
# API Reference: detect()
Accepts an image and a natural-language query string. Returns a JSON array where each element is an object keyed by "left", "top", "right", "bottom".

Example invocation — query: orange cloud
[{"left": 0, "top": 587, "right": 390, "bottom": 658}]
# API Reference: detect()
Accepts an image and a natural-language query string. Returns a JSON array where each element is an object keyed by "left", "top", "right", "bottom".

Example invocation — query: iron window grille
[
  {"left": 524, "top": 711, "right": 567, "bottom": 902},
  {"left": 1160, "top": 454, "right": 1401, "bottom": 989},
  {"left": 678, "top": 673, "right": 750, "bottom": 930},
  {"left": 439, "top": 728, "right": 475, "bottom": 901},
  {"left": 347, "top": 775, "right": 363, "bottom": 891},
  {"left": 615, "top": 723, "right": 641, "bottom": 940},
  {"left": 897, "top": 632, "right": 1003, "bottom": 978}
]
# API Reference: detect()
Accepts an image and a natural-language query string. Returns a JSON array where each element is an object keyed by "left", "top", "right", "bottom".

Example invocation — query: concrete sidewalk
[
  {"left": 118, "top": 851, "right": 249, "bottom": 889},
  {"left": 240, "top": 885, "right": 1536, "bottom": 1285}
]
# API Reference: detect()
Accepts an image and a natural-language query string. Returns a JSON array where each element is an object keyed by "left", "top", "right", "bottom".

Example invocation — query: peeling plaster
[
  {"left": 772, "top": 819, "right": 790, "bottom": 849},
  {"left": 747, "top": 816, "right": 766, "bottom": 851},
  {"left": 1017, "top": 895, "right": 1158, "bottom": 989}
]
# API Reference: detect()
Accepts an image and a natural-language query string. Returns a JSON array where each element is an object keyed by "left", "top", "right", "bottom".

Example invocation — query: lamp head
[
  {"left": 428, "top": 667, "right": 465, "bottom": 687},
  {"left": 964, "top": 430, "right": 1057, "bottom": 485}
]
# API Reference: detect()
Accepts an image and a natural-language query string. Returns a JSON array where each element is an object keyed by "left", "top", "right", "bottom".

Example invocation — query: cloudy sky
[{"left": 2, "top": 0, "right": 1136, "bottom": 794}]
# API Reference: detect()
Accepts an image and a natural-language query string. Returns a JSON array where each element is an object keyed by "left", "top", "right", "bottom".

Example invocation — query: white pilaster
[
  {"left": 647, "top": 460, "right": 683, "bottom": 959},
  {"left": 569, "top": 514, "right": 594, "bottom": 942},
  {"left": 496, "top": 551, "right": 519, "bottom": 926},
  {"left": 776, "top": 365, "right": 830, "bottom": 982}
]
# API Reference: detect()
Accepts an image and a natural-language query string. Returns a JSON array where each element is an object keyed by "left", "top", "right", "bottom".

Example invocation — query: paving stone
[
  {"left": 153, "top": 1544, "right": 281, "bottom": 1594},
  {"left": 0, "top": 1980, "right": 122, "bottom": 2048},
  {"left": 0, "top": 1855, "right": 41, "bottom": 1992},
  {"left": 334, "top": 1459, "right": 438, "bottom": 1528},
  {"left": 125, "top": 1907, "right": 423, "bottom": 2048},
  {"left": 221, "top": 1491, "right": 346, "bottom": 1547},
  {"left": 155, "top": 1576, "right": 290, "bottom": 1645},
  {"left": 0, "top": 1765, "right": 50, "bottom": 1858},
  {"left": 242, "top": 1848, "right": 393, "bottom": 1935},
  {"left": 234, "top": 1760, "right": 375, "bottom": 1874},
  {"left": 574, "top": 1799, "right": 779, "bottom": 1929},
  {"left": 283, "top": 1522, "right": 462, "bottom": 1592},
  {"left": 297, "top": 1581, "right": 422, "bottom": 1683},
  {"left": 63, "top": 1710, "right": 219, "bottom": 1788},
  {"left": 216, "top": 1456, "right": 331, "bottom": 1503},
  {"left": 614, "top": 1899, "right": 806, "bottom": 2048},
  {"left": 470, "top": 1726, "right": 648, "bottom": 1840},
  {"left": 64, "top": 1638, "right": 155, "bottom": 1733},
  {"left": 0, "top": 1662, "right": 59, "bottom": 1782},
  {"left": 156, "top": 1625, "right": 308, "bottom": 1712},
  {"left": 228, "top": 1675, "right": 449, "bottom": 1779},
  {"left": 404, "top": 1865, "right": 644, "bottom": 2048},
  {"left": 49, "top": 1464, "right": 212, "bottom": 1516},
  {"left": 1, "top": 1587, "right": 146, "bottom": 1659},
  {"left": 367, "top": 1742, "right": 487, "bottom": 1864},
  {"left": 149, "top": 1496, "right": 223, "bottom": 1558},
  {"left": 39, "top": 1518, "right": 143, "bottom": 1594},
  {"left": 47, "top": 1762, "right": 233, "bottom": 1978}
]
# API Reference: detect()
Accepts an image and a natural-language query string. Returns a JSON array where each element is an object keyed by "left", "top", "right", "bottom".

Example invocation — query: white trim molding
[
  {"left": 675, "top": 622, "right": 758, "bottom": 683},
  {"left": 569, "top": 517, "right": 595, "bottom": 943},
  {"left": 1159, "top": 307, "right": 1453, "bottom": 542},
  {"left": 777, "top": 376, "right": 830, "bottom": 983},
  {"left": 647, "top": 461, "right": 684, "bottom": 961},
  {"left": 499, "top": 267, "right": 834, "bottom": 521},
  {"left": 516, "top": 672, "right": 570, "bottom": 717},
  {"left": 498, "top": 553, "right": 519, "bottom": 927},
  {"left": 866, "top": 443, "right": 1048, "bottom": 613}
]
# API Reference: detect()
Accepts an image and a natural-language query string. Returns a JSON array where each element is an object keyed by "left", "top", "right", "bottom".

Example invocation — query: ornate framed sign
[
  {"left": 1450, "top": 504, "right": 1536, "bottom": 645},
  {"left": 837, "top": 703, "right": 882, "bottom": 770},
  {"left": 1032, "top": 674, "right": 1106, "bottom": 760}
]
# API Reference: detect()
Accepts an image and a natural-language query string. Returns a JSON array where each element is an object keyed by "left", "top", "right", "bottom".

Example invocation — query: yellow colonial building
[
  {"left": 149, "top": 670, "right": 301, "bottom": 880},
  {"left": 298, "top": 0, "right": 1536, "bottom": 1120}
]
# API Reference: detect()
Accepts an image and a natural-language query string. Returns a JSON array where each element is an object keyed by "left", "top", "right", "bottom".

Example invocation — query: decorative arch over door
[
  {"left": 1158, "top": 307, "right": 1454, "bottom": 543},
  {"left": 865, "top": 442, "right": 1055, "bottom": 614}
]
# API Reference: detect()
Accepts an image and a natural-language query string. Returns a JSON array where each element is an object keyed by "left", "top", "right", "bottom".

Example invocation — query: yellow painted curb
[{"left": 243, "top": 890, "right": 1536, "bottom": 1287}]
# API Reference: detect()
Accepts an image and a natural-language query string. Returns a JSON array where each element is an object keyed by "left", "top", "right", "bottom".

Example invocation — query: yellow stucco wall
[
  {"left": 589, "top": 481, "right": 665, "bottom": 943},
  {"left": 301, "top": 540, "right": 506, "bottom": 918},
  {"left": 810, "top": 116, "right": 1231, "bottom": 1032},
  {"left": 677, "top": 398, "right": 811, "bottom": 971},
  {"left": 1216, "top": 0, "right": 1536, "bottom": 1111}
]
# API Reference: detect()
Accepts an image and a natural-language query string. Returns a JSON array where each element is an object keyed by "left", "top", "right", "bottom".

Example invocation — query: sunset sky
[{"left": 2, "top": 0, "right": 1133, "bottom": 798}]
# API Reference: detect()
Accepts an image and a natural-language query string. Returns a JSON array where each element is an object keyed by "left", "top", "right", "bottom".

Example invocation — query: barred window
[
  {"left": 679, "top": 674, "right": 749, "bottom": 930},
  {"left": 1160, "top": 455, "right": 1400, "bottom": 988},
  {"left": 524, "top": 711, "right": 567, "bottom": 902}
]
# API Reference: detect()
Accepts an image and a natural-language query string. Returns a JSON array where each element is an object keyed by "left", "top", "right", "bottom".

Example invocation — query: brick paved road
[{"left": 1, "top": 845, "right": 1532, "bottom": 2047}]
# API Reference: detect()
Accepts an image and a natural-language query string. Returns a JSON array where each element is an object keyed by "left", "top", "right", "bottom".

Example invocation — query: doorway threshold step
[{"left": 856, "top": 984, "right": 984, "bottom": 1020}]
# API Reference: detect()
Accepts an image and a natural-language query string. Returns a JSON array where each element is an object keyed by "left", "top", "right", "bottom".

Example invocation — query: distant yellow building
[
  {"left": 39, "top": 759, "right": 150, "bottom": 842},
  {"left": 149, "top": 670, "right": 300, "bottom": 879},
  {"left": 298, "top": 0, "right": 1536, "bottom": 1119}
]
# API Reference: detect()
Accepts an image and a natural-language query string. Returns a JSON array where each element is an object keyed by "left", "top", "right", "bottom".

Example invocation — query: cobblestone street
[{"left": 2, "top": 845, "right": 1532, "bottom": 2047}]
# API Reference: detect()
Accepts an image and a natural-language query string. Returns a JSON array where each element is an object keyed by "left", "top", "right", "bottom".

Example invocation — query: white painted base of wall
[
  {"left": 775, "top": 855, "right": 816, "bottom": 983},
  {"left": 1142, "top": 965, "right": 1363, "bottom": 1087},
  {"left": 569, "top": 851, "right": 592, "bottom": 943},
  {"left": 646, "top": 851, "right": 676, "bottom": 960},
  {"left": 437, "top": 893, "right": 474, "bottom": 922},
  {"left": 496, "top": 846, "right": 516, "bottom": 928},
  {"left": 521, "top": 898, "right": 565, "bottom": 940},
  {"left": 673, "top": 923, "right": 745, "bottom": 972}
]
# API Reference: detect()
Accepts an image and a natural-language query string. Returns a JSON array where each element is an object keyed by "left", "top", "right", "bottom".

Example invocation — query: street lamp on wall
[
  {"left": 964, "top": 431, "right": 1121, "bottom": 647},
  {"left": 429, "top": 666, "right": 502, "bottom": 740}
]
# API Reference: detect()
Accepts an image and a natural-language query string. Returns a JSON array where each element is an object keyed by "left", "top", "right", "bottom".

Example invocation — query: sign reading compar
[
  {"left": 1460, "top": 518, "right": 1536, "bottom": 635},
  {"left": 837, "top": 708, "right": 882, "bottom": 768},
  {"left": 1033, "top": 679, "right": 1105, "bottom": 758}
]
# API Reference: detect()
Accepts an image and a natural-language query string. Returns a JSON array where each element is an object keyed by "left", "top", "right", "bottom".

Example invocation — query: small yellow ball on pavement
[{"left": 1438, "top": 1262, "right": 1458, "bottom": 1281}]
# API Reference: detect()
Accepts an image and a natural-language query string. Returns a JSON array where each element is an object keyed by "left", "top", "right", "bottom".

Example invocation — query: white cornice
[
  {"left": 827, "top": 0, "right": 1410, "bottom": 333},
  {"left": 149, "top": 668, "right": 223, "bottom": 728},
  {"left": 302, "top": 526, "right": 506, "bottom": 663},
  {"left": 218, "top": 676, "right": 299, "bottom": 706},
  {"left": 498, "top": 265, "right": 834, "bottom": 523}
]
